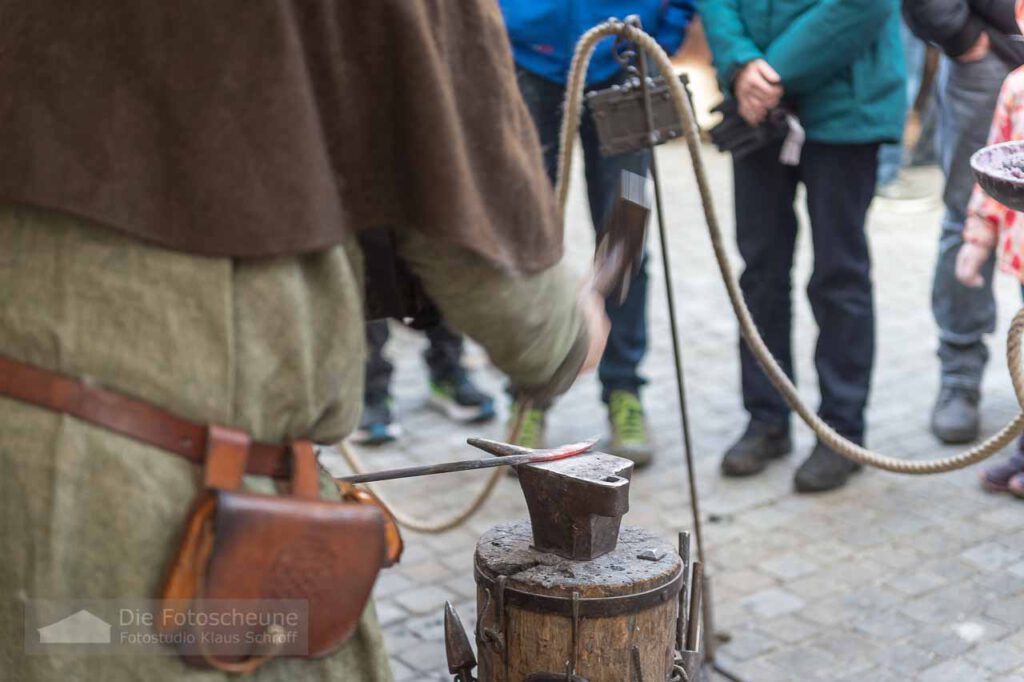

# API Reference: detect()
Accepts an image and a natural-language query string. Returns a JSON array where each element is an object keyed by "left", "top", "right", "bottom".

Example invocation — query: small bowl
[{"left": 971, "top": 141, "right": 1024, "bottom": 212}]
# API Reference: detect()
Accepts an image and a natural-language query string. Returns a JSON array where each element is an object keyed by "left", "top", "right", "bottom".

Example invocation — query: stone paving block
[
  {"left": 400, "top": 560, "right": 455, "bottom": 586},
  {"left": 722, "top": 656, "right": 794, "bottom": 682},
  {"left": 951, "top": 618, "right": 1011, "bottom": 646},
  {"left": 978, "top": 506, "right": 1024, "bottom": 530},
  {"left": 985, "top": 595, "right": 1024, "bottom": 629},
  {"left": 919, "top": 659, "right": 992, "bottom": 682},
  {"left": 852, "top": 610, "right": 919, "bottom": 640},
  {"left": 907, "top": 626, "right": 979, "bottom": 661},
  {"left": 716, "top": 568, "right": 777, "bottom": 596},
  {"left": 390, "top": 657, "right": 417, "bottom": 681},
  {"left": 719, "top": 627, "right": 778, "bottom": 661},
  {"left": 393, "top": 585, "right": 452, "bottom": 616},
  {"left": 740, "top": 588, "right": 805, "bottom": 618},
  {"left": 968, "top": 641, "right": 1024, "bottom": 675},
  {"left": 375, "top": 600, "right": 408, "bottom": 628},
  {"left": 872, "top": 643, "right": 939, "bottom": 675},
  {"left": 753, "top": 614, "right": 820, "bottom": 645},
  {"left": 762, "top": 643, "right": 838, "bottom": 681},
  {"left": 375, "top": 570, "right": 415, "bottom": 597},
  {"left": 884, "top": 569, "right": 947, "bottom": 597},
  {"left": 783, "top": 571, "right": 844, "bottom": 601},
  {"left": 397, "top": 637, "right": 449, "bottom": 676},
  {"left": 760, "top": 551, "right": 819, "bottom": 580},
  {"left": 962, "top": 541, "right": 1022, "bottom": 570}
]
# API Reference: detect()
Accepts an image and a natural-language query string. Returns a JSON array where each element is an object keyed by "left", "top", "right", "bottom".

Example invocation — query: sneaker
[
  {"left": 352, "top": 398, "right": 401, "bottom": 446},
  {"left": 508, "top": 402, "right": 546, "bottom": 450},
  {"left": 931, "top": 386, "right": 980, "bottom": 444},
  {"left": 979, "top": 451, "right": 1024, "bottom": 493},
  {"left": 428, "top": 375, "right": 496, "bottom": 424},
  {"left": 793, "top": 441, "right": 861, "bottom": 493},
  {"left": 607, "top": 390, "right": 653, "bottom": 468},
  {"left": 720, "top": 421, "right": 791, "bottom": 477}
]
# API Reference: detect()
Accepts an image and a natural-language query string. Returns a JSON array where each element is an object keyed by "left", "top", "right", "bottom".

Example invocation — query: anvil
[{"left": 478, "top": 440, "right": 634, "bottom": 561}]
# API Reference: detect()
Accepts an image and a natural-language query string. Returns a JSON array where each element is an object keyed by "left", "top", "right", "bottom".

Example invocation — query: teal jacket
[{"left": 701, "top": 0, "right": 906, "bottom": 144}]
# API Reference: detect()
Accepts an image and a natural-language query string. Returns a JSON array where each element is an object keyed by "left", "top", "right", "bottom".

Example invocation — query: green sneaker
[
  {"left": 607, "top": 390, "right": 653, "bottom": 468},
  {"left": 508, "top": 402, "right": 546, "bottom": 450}
]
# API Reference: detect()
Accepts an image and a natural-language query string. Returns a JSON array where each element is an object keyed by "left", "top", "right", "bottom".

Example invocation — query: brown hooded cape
[{"left": 0, "top": 1, "right": 562, "bottom": 271}]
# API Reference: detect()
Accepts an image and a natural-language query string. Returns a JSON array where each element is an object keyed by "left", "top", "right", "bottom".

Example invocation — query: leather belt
[{"left": 0, "top": 355, "right": 293, "bottom": 478}]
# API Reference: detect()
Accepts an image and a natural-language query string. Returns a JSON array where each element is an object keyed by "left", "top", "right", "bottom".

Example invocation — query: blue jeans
[
  {"left": 515, "top": 67, "right": 650, "bottom": 402},
  {"left": 878, "top": 22, "right": 928, "bottom": 186},
  {"left": 932, "top": 53, "right": 1009, "bottom": 390}
]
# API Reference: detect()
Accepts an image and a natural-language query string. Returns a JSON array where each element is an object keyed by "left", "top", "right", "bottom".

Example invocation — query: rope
[
  {"left": 559, "top": 21, "right": 1024, "bottom": 474},
  {"left": 337, "top": 400, "right": 530, "bottom": 533}
]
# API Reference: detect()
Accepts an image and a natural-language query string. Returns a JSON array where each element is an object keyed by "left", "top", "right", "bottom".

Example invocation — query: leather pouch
[{"left": 159, "top": 426, "right": 387, "bottom": 673}]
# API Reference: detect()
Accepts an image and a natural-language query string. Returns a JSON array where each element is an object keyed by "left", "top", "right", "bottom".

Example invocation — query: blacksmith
[{"left": 0, "top": 2, "right": 606, "bottom": 680}]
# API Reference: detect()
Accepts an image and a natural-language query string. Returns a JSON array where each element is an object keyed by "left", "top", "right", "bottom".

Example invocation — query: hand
[
  {"left": 958, "top": 31, "right": 990, "bottom": 63},
  {"left": 738, "top": 94, "right": 769, "bottom": 126},
  {"left": 734, "top": 59, "right": 783, "bottom": 112},
  {"left": 955, "top": 242, "right": 991, "bottom": 288},
  {"left": 578, "top": 288, "right": 610, "bottom": 375}
]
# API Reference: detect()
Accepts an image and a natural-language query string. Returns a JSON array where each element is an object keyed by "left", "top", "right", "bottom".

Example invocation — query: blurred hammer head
[
  {"left": 517, "top": 451, "right": 633, "bottom": 560},
  {"left": 592, "top": 170, "right": 650, "bottom": 305}
]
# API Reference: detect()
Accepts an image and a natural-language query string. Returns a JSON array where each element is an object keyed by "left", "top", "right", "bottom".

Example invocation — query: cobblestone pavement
[{"left": 323, "top": 143, "right": 1024, "bottom": 681}]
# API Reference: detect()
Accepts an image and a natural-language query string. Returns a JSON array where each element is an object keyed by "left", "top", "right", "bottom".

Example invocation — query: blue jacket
[
  {"left": 499, "top": 0, "right": 697, "bottom": 86},
  {"left": 701, "top": 0, "right": 906, "bottom": 144}
]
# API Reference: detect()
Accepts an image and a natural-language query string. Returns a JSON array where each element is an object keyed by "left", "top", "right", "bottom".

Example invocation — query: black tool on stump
[{"left": 587, "top": 15, "right": 746, "bottom": 682}]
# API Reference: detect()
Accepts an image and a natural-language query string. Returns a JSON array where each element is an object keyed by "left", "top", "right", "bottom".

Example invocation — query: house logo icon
[{"left": 37, "top": 609, "right": 112, "bottom": 645}]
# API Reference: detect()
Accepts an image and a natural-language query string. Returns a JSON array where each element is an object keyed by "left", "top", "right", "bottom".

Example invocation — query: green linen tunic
[{"left": 0, "top": 206, "right": 583, "bottom": 681}]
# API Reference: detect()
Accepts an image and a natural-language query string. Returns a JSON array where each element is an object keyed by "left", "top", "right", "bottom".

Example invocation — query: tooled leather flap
[
  {"left": 204, "top": 426, "right": 251, "bottom": 490},
  {"left": 202, "top": 490, "right": 387, "bottom": 658}
]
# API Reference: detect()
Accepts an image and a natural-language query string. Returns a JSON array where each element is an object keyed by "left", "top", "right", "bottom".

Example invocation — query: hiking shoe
[
  {"left": 720, "top": 421, "right": 791, "bottom": 477},
  {"left": 794, "top": 441, "right": 862, "bottom": 493},
  {"left": 352, "top": 398, "right": 400, "bottom": 446},
  {"left": 931, "top": 386, "right": 980, "bottom": 444},
  {"left": 607, "top": 390, "right": 653, "bottom": 468},
  {"left": 428, "top": 374, "right": 496, "bottom": 424},
  {"left": 508, "top": 402, "right": 547, "bottom": 450}
]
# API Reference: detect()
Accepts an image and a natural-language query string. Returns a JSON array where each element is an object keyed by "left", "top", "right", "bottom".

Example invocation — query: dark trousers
[
  {"left": 515, "top": 67, "right": 650, "bottom": 401},
  {"left": 736, "top": 140, "right": 879, "bottom": 440},
  {"left": 364, "top": 320, "right": 464, "bottom": 403}
]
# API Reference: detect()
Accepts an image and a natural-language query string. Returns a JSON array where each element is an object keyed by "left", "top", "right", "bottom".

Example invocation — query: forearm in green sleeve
[
  {"left": 393, "top": 228, "right": 586, "bottom": 401},
  {"left": 699, "top": 0, "right": 765, "bottom": 90}
]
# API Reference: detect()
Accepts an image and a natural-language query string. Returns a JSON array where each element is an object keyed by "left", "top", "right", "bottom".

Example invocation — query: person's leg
[
  {"left": 364, "top": 320, "right": 393, "bottom": 404},
  {"left": 877, "top": 21, "right": 927, "bottom": 189},
  {"left": 803, "top": 141, "right": 877, "bottom": 442},
  {"left": 795, "top": 141, "right": 878, "bottom": 492},
  {"left": 577, "top": 72, "right": 654, "bottom": 465},
  {"left": 424, "top": 321, "right": 496, "bottom": 423},
  {"left": 722, "top": 139, "right": 801, "bottom": 476},
  {"left": 505, "top": 68, "right": 570, "bottom": 448},
  {"left": 354, "top": 320, "right": 399, "bottom": 444},
  {"left": 931, "top": 53, "right": 1007, "bottom": 442},
  {"left": 580, "top": 77, "right": 651, "bottom": 404},
  {"left": 981, "top": 284, "right": 1024, "bottom": 492},
  {"left": 423, "top": 321, "right": 465, "bottom": 383},
  {"left": 515, "top": 67, "right": 565, "bottom": 183},
  {"left": 877, "top": 142, "right": 903, "bottom": 189}
]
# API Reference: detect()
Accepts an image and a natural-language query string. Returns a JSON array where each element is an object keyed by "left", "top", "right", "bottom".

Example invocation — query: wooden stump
[{"left": 475, "top": 520, "right": 681, "bottom": 681}]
